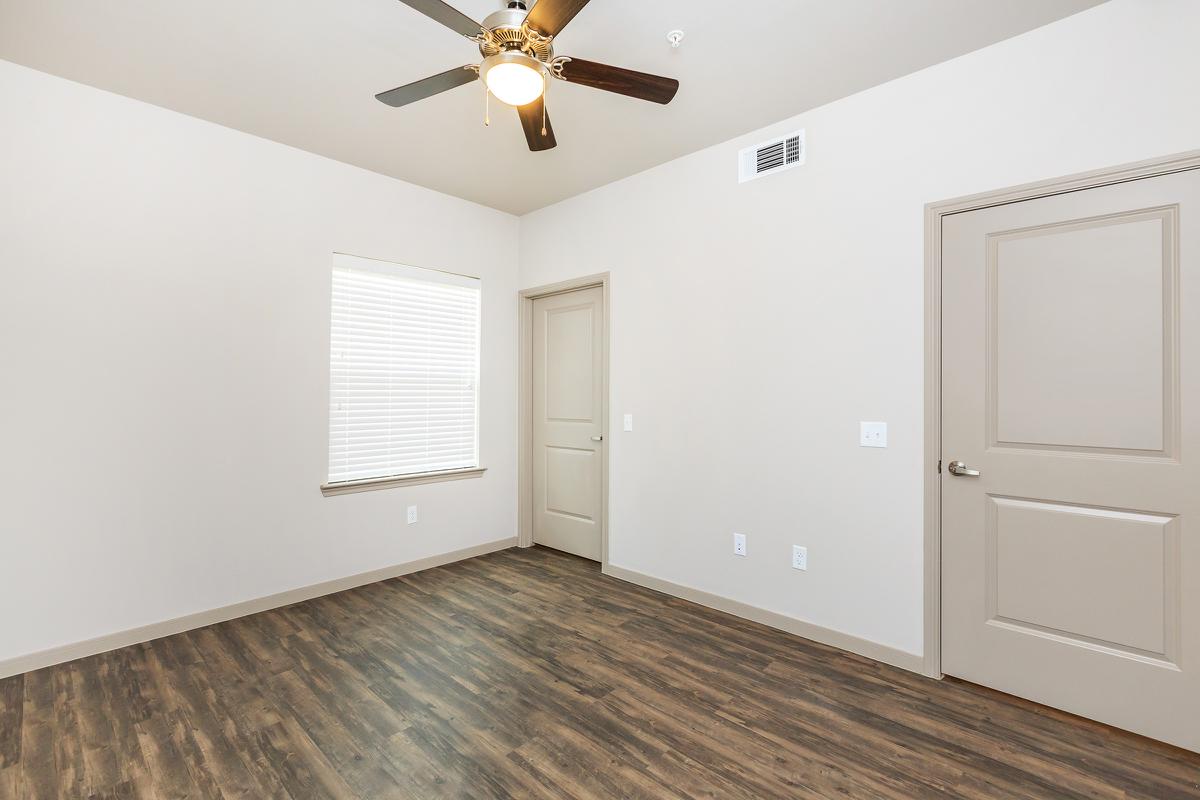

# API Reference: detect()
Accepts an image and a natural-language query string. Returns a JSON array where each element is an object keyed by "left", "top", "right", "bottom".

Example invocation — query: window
[{"left": 326, "top": 253, "right": 481, "bottom": 488}]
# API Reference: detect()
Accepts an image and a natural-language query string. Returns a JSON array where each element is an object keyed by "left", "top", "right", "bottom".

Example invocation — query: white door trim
[
  {"left": 923, "top": 149, "right": 1200, "bottom": 679},
  {"left": 518, "top": 273, "right": 611, "bottom": 566}
]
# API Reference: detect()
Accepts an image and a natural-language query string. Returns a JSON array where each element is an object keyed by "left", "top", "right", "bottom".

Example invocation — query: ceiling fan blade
[
  {"left": 556, "top": 58, "right": 679, "bottom": 104},
  {"left": 375, "top": 66, "right": 477, "bottom": 108},
  {"left": 395, "top": 0, "right": 483, "bottom": 38},
  {"left": 517, "top": 97, "right": 557, "bottom": 151},
  {"left": 523, "top": 0, "right": 590, "bottom": 38}
]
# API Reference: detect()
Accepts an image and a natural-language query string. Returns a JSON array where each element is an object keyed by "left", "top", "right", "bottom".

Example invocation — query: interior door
[
  {"left": 532, "top": 286, "right": 604, "bottom": 561},
  {"left": 941, "top": 167, "right": 1200, "bottom": 752}
]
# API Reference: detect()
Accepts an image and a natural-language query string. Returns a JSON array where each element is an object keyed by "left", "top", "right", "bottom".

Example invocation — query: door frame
[
  {"left": 923, "top": 149, "right": 1200, "bottom": 679},
  {"left": 518, "top": 272, "right": 612, "bottom": 567}
]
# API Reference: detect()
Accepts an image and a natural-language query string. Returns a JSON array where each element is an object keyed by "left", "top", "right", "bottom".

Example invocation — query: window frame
[{"left": 321, "top": 252, "right": 485, "bottom": 496}]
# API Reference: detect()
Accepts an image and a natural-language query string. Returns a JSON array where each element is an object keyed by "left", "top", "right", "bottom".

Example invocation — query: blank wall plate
[
  {"left": 860, "top": 421, "right": 887, "bottom": 448},
  {"left": 406, "top": 505, "right": 418, "bottom": 524}
]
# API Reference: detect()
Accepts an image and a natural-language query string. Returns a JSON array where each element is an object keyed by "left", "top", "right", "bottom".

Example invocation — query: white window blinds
[{"left": 328, "top": 253, "right": 480, "bottom": 484}]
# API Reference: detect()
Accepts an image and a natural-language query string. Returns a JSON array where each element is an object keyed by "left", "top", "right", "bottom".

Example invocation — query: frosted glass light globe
[{"left": 481, "top": 52, "right": 545, "bottom": 106}]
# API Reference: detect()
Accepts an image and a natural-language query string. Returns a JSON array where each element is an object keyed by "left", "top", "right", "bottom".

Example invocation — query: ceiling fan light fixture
[{"left": 480, "top": 51, "right": 546, "bottom": 107}]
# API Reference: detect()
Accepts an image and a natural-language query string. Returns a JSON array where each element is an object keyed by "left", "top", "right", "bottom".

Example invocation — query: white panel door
[
  {"left": 532, "top": 287, "right": 604, "bottom": 561},
  {"left": 941, "top": 168, "right": 1200, "bottom": 752}
]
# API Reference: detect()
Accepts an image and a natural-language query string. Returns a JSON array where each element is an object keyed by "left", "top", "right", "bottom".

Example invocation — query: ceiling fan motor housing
[{"left": 479, "top": 4, "right": 554, "bottom": 62}]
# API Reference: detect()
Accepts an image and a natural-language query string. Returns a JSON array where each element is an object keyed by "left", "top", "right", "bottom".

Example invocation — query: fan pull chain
[
  {"left": 484, "top": 86, "right": 491, "bottom": 127},
  {"left": 540, "top": 73, "right": 548, "bottom": 136}
]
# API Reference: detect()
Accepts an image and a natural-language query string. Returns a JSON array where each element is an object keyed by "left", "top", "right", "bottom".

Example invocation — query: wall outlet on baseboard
[
  {"left": 733, "top": 533, "right": 747, "bottom": 557},
  {"left": 406, "top": 505, "right": 418, "bottom": 525},
  {"left": 792, "top": 545, "right": 808, "bottom": 571}
]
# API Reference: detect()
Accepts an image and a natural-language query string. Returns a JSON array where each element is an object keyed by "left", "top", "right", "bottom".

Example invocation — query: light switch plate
[
  {"left": 623, "top": 414, "right": 634, "bottom": 432},
  {"left": 406, "top": 505, "right": 418, "bottom": 524},
  {"left": 860, "top": 421, "right": 887, "bottom": 448}
]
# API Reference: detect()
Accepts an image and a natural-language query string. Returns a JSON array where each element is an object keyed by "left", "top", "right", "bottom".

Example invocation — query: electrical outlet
[
  {"left": 792, "top": 545, "right": 808, "bottom": 571},
  {"left": 623, "top": 413, "right": 634, "bottom": 432},
  {"left": 406, "top": 505, "right": 418, "bottom": 525},
  {"left": 733, "top": 533, "right": 747, "bottom": 557}
]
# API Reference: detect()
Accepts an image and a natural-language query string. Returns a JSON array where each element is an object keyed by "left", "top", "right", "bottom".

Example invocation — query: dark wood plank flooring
[{"left": 2, "top": 546, "right": 1197, "bottom": 799}]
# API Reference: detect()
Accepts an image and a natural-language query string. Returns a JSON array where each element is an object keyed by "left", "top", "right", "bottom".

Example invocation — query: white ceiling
[{"left": 0, "top": 0, "right": 1102, "bottom": 214}]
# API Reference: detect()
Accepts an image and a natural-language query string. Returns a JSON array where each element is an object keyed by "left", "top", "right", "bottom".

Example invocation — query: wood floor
[{"left": 2, "top": 546, "right": 1198, "bottom": 799}]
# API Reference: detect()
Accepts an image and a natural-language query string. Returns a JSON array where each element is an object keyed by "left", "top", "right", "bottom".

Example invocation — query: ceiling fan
[{"left": 375, "top": 0, "right": 680, "bottom": 152}]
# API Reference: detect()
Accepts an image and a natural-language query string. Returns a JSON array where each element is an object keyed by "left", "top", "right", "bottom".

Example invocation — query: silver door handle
[
  {"left": 948, "top": 460, "right": 980, "bottom": 477},
  {"left": 590, "top": 435, "right": 604, "bottom": 442}
]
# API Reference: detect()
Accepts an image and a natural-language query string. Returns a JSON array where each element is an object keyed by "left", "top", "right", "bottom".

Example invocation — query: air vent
[{"left": 738, "top": 130, "right": 805, "bottom": 183}]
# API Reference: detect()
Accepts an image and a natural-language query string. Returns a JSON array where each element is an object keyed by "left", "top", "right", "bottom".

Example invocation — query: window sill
[{"left": 321, "top": 467, "right": 486, "bottom": 497}]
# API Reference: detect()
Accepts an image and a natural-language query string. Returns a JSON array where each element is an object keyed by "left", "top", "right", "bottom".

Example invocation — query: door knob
[
  {"left": 948, "top": 460, "right": 980, "bottom": 477},
  {"left": 590, "top": 435, "right": 604, "bottom": 442}
]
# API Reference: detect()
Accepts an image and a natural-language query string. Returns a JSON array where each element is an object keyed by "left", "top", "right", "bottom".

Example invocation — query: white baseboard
[
  {"left": 603, "top": 563, "right": 926, "bottom": 675},
  {"left": 0, "top": 536, "right": 517, "bottom": 680}
]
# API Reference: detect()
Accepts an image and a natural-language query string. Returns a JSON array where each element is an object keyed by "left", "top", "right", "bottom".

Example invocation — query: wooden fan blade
[
  {"left": 395, "top": 0, "right": 482, "bottom": 37},
  {"left": 517, "top": 97, "right": 557, "bottom": 151},
  {"left": 376, "top": 66, "right": 477, "bottom": 108},
  {"left": 556, "top": 58, "right": 679, "bottom": 104},
  {"left": 523, "top": 0, "right": 590, "bottom": 38}
]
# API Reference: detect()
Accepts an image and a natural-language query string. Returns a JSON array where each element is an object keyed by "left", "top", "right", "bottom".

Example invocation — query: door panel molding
[
  {"left": 518, "top": 273, "right": 610, "bottom": 565},
  {"left": 985, "top": 206, "right": 1179, "bottom": 459},
  {"left": 982, "top": 495, "right": 1181, "bottom": 667},
  {"left": 923, "top": 149, "right": 1200, "bottom": 681}
]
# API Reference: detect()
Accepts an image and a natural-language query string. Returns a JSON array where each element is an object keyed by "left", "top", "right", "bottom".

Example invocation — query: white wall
[
  {"left": 0, "top": 60, "right": 519, "bottom": 665},
  {"left": 518, "top": 0, "right": 1200, "bottom": 657}
]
